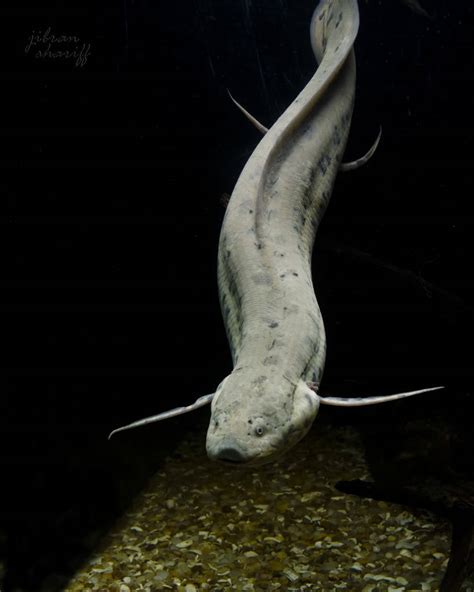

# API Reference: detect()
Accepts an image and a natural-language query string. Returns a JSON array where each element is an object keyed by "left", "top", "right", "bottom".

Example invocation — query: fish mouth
[
  {"left": 207, "top": 437, "right": 282, "bottom": 467},
  {"left": 215, "top": 446, "right": 247, "bottom": 464},
  {"left": 207, "top": 437, "right": 249, "bottom": 464}
]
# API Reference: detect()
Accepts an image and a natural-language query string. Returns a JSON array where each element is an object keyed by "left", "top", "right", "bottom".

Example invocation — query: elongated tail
[{"left": 108, "top": 386, "right": 444, "bottom": 438}]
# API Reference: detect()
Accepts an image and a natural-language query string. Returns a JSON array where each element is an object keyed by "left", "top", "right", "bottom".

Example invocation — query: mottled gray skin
[{"left": 206, "top": 0, "right": 360, "bottom": 465}]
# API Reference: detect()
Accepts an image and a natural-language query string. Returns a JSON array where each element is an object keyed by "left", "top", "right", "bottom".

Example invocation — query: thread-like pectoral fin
[
  {"left": 227, "top": 89, "right": 269, "bottom": 134},
  {"left": 339, "top": 126, "right": 382, "bottom": 172},
  {"left": 108, "top": 393, "right": 215, "bottom": 439},
  {"left": 317, "top": 385, "right": 444, "bottom": 407}
]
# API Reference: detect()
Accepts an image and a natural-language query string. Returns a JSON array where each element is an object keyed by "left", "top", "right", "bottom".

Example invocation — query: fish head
[{"left": 206, "top": 369, "right": 320, "bottom": 466}]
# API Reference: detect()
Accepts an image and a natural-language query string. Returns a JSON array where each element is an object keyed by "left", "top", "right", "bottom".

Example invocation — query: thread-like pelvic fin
[
  {"left": 339, "top": 126, "right": 382, "bottom": 172},
  {"left": 227, "top": 90, "right": 381, "bottom": 171},
  {"left": 227, "top": 89, "right": 269, "bottom": 134},
  {"left": 108, "top": 393, "right": 215, "bottom": 439},
  {"left": 317, "top": 385, "right": 444, "bottom": 407}
]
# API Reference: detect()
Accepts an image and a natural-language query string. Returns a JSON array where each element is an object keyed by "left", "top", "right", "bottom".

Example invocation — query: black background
[{"left": 0, "top": 0, "right": 473, "bottom": 589}]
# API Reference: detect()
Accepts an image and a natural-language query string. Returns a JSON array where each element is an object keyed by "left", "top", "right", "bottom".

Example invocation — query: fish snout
[{"left": 207, "top": 437, "right": 249, "bottom": 464}]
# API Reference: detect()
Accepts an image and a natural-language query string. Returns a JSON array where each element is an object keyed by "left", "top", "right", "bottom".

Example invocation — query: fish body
[
  {"left": 107, "top": 0, "right": 443, "bottom": 453},
  {"left": 206, "top": 0, "right": 359, "bottom": 465}
]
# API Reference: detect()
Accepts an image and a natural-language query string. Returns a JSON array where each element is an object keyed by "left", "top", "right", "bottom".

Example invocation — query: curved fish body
[
  {"left": 107, "top": 0, "right": 443, "bottom": 453},
  {"left": 206, "top": 0, "right": 359, "bottom": 465}
]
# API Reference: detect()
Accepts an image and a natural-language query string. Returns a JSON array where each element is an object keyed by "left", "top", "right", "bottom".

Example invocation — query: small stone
[
  {"left": 283, "top": 568, "right": 299, "bottom": 582},
  {"left": 300, "top": 491, "right": 321, "bottom": 502},
  {"left": 395, "top": 539, "right": 418, "bottom": 550},
  {"left": 175, "top": 539, "right": 193, "bottom": 548},
  {"left": 263, "top": 536, "right": 283, "bottom": 543}
]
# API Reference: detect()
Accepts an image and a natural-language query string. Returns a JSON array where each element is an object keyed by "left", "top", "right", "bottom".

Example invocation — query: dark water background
[{"left": 0, "top": 0, "right": 473, "bottom": 589}]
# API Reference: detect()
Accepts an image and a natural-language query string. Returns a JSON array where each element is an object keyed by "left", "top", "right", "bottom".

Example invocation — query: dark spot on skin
[
  {"left": 318, "top": 154, "right": 332, "bottom": 175},
  {"left": 248, "top": 419, "right": 253, "bottom": 424},
  {"left": 284, "top": 304, "right": 299, "bottom": 316},
  {"left": 253, "top": 375, "right": 268, "bottom": 386},
  {"left": 292, "top": 272, "right": 299, "bottom": 277},
  {"left": 342, "top": 107, "right": 353, "bottom": 125},
  {"left": 263, "top": 356, "right": 278, "bottom": 366},
  {"left": 280, "top": 273, "right": 286, "bottom": 278},
  {"left": 268, "top": 173, "right": 279, "bottom": 186},
  {"left": 335, "top": 44, "right": 340, "bottom": 52},
  {"left": 300, "top": 166, "right": 318, "bottom": 217},
  {"left": 255, "top": 242, "right": 263, "bottom": 250},
  {"left": 249, "top": 209, "right": 253, "bottom": 214},
  {"left": 268, "top": 321, "right": 279, "bottom": 329},
  {"left": 299, "top": 209, "right": 306, "bottom": 228},
  {"left": 268, "top": 339, "right": 276, "bottom": 351}
]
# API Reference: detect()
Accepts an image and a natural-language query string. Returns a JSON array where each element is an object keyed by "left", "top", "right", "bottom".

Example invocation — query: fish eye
[{"left": 255, "top": 426, "right": 265, "bottom": 437}]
